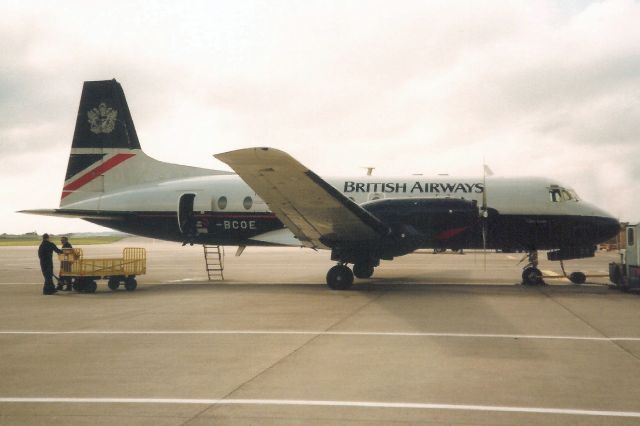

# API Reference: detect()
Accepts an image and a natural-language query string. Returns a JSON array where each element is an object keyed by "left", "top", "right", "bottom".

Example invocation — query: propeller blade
[
  {"left": 482, "top": 220, "right": 487, "bottom": 271},
  {"left": 481, "top": 161, "right": 489, "bottom": 271}
]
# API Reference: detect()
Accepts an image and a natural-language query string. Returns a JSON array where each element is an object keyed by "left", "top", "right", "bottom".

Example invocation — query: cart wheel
[
  {"left": 75, "top": 279, "right": 87, "bottom": 292},
  {"left": 85, "top": 280, "right": 97, "bottom": 293},
  {"left": 124, "top": 277, "right": 137, "bottom": 291},
  {"left": 108, "top": 278, "right": 120, "bottom": 291}
]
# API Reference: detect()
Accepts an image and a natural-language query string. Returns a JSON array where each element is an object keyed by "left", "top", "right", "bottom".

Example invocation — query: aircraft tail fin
[
  {"left": 70, "top": 79, "right": 141, "bottom": 152},
  {"left": 61, "top": 79, "right": 231, "bottom": 208}
]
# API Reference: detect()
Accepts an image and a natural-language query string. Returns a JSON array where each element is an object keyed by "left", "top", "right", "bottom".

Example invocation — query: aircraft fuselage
[{"left": 70, "top": 173, "right": 618, "bottom": 253}]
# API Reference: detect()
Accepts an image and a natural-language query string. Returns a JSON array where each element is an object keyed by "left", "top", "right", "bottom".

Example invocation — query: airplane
[{"left": 22, "top": 79, "right": 620, "bottom": 290}]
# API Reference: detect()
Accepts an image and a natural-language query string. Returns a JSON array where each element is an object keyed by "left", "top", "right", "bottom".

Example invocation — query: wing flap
[{"left": 215, "top": 148, "right": 388, "bottom": 249}]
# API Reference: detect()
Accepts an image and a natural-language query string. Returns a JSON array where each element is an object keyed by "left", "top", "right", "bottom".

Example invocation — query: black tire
[
  {"left": 85, "top": 280, "right": 97, "bottom": 293},
  {"left": 124, "top": 277, "right": 137, "bottom": 291},
  {"left": 326, "top": 265, "right": 354, "bottom": 290},
  {"left": 353, "top": 263, "right": 374, "bottom": 279},
  {"left": 108, "top": 278, "right": 120, "bottom": 291},
  {"left": 568, "top": 272, "right": 586, "bottom": 285},
  {"left": 609, "top": 264, "right": 622, "bottom": 286},
  {"left": 74, "top": 279, "right": 86, "bottom": 292},
  {"left": 522, "top": 267, "right": 543, "bottom": 286}
]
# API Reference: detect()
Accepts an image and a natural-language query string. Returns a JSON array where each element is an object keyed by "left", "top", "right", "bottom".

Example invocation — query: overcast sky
[{"left": 1, "top": 0, "right": 639, "bottom": 234}]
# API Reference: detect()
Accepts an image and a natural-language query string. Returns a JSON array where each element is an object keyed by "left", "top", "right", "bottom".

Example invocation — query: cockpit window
[{"left": 549, "top": 186, "right": 579, "bottom": 203}]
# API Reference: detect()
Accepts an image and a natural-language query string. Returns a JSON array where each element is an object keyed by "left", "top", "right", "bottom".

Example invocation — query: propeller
[{"left": 480, "top": 163, "right": 493, "bottom": 270}]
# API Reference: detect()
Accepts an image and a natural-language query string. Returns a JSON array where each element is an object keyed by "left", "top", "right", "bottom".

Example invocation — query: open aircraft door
[{"left": 177, "top": 193, "right": 196, "bottom": 234}]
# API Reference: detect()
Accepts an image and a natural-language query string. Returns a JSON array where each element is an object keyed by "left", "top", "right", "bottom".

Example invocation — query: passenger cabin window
[
  {"left": 243, "top": 196, "right": 253, "bottom": 210},
  {"left": 217, "top": 196, "right": 227, "bottom": 210},
  {"left": 628, "top": 228, "right": 635, "bottom": 246}
]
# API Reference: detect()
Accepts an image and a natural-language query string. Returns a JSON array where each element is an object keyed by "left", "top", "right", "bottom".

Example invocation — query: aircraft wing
[{"left": 215, "top": 147, "right": 389, "bottom": 249}]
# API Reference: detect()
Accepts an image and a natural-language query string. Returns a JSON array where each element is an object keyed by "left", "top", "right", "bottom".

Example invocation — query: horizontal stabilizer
[{"left": 19, "top": 209, "right": 132, "bottom": 221}]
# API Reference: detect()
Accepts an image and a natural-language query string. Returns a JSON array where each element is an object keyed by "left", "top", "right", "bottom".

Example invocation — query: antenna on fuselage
[{"left": 362, "top": 167, "right": 375, "bottom": 176}]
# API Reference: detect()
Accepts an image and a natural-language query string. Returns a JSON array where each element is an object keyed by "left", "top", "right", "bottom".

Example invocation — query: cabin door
[{"left": 178, "top": 193, "right": 196, "bottom": 235}]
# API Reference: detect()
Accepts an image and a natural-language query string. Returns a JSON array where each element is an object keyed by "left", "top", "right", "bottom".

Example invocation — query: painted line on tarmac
[
  {"left": 1, "top": 330, "right": 639, "bottom": 341},
  {"left": 0, "top": 283, "right": 40, "bottom": 285},
  {"left": 0, "top": 397, "right": 639, "bottom": 418}
]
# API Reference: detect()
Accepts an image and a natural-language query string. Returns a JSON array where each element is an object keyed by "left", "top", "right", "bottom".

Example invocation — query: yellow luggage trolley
[{"left": 58, "top": 248, "right": 146, "bottom": 293}]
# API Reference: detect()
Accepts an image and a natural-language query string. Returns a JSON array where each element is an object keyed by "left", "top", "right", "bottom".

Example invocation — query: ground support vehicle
[
  {"left": 609, "top": 224, "right": 640, "bottom": 291},
  {"left": 58, "top": 248, "right": 146, "bottom": 293}
]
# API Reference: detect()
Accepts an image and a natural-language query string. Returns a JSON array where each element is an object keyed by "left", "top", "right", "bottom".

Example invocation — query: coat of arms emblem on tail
[{"left": 87, "top": 102, "right": 118, "bottom": 134}]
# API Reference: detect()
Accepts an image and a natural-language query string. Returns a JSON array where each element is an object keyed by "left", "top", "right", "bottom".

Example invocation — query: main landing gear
[
  {"left": 326, "top": 264, "right": 354, "bottom": 290},
  {"left": 521, "top": 251, "right": 544, "bottom": 286},
  {"left": 326, "top": 262, "right": 376, "bottom": 290}
]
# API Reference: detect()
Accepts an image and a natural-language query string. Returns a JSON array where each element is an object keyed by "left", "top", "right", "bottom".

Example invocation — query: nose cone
[
  {"left": 577, "top": 202, "right": 620, "bottom": 245},
  {"left": 596, "top": 216, "right": 620, "bottom": 244}
]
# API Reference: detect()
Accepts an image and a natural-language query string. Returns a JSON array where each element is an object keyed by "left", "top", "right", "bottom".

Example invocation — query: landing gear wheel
[
  {"left": 108, "top": 278, "right": 120, "bottom": 291},
  {"left": 568, "top": 272, "right": 586, "bottom": 284},
  {"left": 522, "top": 267, "right": 543, "bottom": 286},
  {"left": 124, "top": 277, "right": 137, "bottom": 291},
  {"left": 610, "top": 265, "right": 622, "bottom": 286},
  {"left": 326, "top": 265, "right": 354, "bottom": 290},
  {"left": 353, "top": 263, "right": 374, "bottom": 279}
]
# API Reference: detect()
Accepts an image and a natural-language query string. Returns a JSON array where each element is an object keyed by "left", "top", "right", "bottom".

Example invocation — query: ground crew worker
[
  {"left": 181, "top": 211, "right": 197, "bottom": 246},
  {"left": 38, "top": 234, "right": 62, "bottom": 295},
  {"left": 57, "top": 236, "right": 73, "bottom": 291}
]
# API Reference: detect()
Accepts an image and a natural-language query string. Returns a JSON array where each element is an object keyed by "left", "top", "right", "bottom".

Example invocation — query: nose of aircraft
[
  {"left": 596, "top": 215, "right": 621, "bottom": 243},
  {"left": 578, "top": 202, "right": 620, "bottom": 245}
]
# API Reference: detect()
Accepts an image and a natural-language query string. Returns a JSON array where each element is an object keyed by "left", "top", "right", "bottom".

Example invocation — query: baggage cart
[{"left": 58, "top": 248, "right": 146, "bottom": 293}]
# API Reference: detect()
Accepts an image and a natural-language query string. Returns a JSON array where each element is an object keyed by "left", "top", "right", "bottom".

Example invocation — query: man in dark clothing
[
  {"left": 38, "top": 234, "right": 62, "bottom": 295},
  {"left": 57, "top": 236, "right": 73, "bottom": 291}
]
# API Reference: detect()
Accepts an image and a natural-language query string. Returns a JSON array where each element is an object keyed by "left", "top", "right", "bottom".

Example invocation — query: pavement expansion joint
[
  {"left": 181, "top": 290, "right": 390, "bottom": 424},
  {"left": 539, "top": 287, "right": 640, "bottom": 363}
]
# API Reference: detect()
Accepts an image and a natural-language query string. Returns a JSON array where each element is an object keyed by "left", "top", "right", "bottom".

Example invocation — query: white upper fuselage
[{"left": 64, "top": 173, "right": 612, "bottom": 220}]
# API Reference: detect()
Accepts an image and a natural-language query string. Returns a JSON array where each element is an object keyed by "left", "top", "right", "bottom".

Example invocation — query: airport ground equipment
[
  {"left": 609, "top": 224, "right": 640, "bottom": 291},
  {"left": 203, "top": 245, "right": 224, "bottom": 280},
  {"left": 58, "top": 248, "right": 146, "bottom": 293}
]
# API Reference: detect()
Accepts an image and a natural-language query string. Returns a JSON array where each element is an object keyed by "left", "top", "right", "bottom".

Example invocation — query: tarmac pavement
[{"left": 1, "top": 239, "right": 639, "bottom": 425}]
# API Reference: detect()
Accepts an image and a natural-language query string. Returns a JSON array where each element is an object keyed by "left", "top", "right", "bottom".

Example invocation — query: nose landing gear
[{"left": 521, "top": 251, "right": 545, "bottom": 286}]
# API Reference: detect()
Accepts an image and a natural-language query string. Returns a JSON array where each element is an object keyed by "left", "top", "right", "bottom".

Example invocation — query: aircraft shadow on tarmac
[{"left": 97, "top": 280, "right": 629, "bottom": 364}]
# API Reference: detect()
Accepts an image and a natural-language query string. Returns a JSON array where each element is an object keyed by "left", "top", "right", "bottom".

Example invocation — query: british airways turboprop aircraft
[{"left": 22, "top": 79, "right": 620, "bottom": 289}]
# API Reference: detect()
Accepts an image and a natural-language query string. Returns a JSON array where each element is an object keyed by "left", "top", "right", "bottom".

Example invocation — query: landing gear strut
[
  {"left": 521, "top": 250, "right": 544, "bottom": 286},
  {"left": 326, "top": 264, "right": 354, "bottom": 290}
]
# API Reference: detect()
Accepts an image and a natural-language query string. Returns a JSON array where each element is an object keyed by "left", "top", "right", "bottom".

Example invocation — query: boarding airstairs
[{"left": 203, "top": 245, "right": 224, "bottom": 281}]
